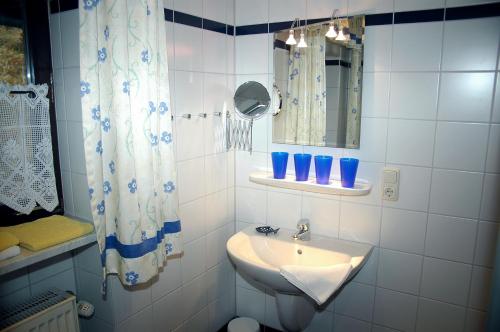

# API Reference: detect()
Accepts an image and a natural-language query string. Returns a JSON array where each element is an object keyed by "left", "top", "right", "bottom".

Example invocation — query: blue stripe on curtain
[{"left": 103, "top": 220, "right": 181, "bottom": 259}]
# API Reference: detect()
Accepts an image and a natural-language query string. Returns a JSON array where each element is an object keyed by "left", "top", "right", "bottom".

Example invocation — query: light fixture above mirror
[
  {"left": 285, "top": 10, "right": 351, "bottom": 49},
  {"left": 297, "top": 30, "right": 307, "bottom": 48},
  {"left": 286, "top": 18, "right": 300, "bottom": 46},
  {"left": 324, "top": 9, "right": 350, "bottom": 42}
]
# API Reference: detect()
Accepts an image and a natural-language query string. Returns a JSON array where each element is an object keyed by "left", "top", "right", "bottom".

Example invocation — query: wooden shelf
[{"left": 249, "top": 171, "right": 371, "bottom": 196}]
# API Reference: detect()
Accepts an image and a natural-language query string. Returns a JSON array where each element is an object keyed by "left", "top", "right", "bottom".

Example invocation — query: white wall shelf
[
  {"left": 0, "top": 232, "right": 96, "bottom": 276},
  {"left": 249, "top": 171, "right": 372, "bottom": 196}
]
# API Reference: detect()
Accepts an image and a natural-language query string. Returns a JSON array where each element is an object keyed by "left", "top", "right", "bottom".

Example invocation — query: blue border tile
[
  {"left": 164, "top": 8, "right": 174, "bottom": 22},
  {"left": 394, "top": 8, "right": 444, "bottom": 24},
  {"left": 236, "top": 23, "right": 269, "bottom": 35},
  {"left": 446, "top": 2, "right": 500, "bottom": 21},
  {"left": 204, "top": 18, "right": 227, "bottom": 34},
  {"left": 269, "top": 21, "right": 294, "bottom": 33},
  {"left": 174, "top": 11, "right": 202, "bottom": 29},
  {"left": 49, "top": 2, "right": 500, "bottom": 36},
  {"left": 365, "top": 13, "right": 393, "bottom": 26}
]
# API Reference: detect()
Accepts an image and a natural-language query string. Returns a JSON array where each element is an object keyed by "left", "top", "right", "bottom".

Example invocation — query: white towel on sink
[{"left": 280, "top": 263, "right": 352, "bottom": 305}]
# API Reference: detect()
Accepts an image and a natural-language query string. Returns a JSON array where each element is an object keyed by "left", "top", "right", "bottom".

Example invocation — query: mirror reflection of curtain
[
  {"left": 345, "top": 16, "right": 363, "bottom": 148},
  {"left": 284, "top": 27, "right": 326, "bottom": 146},
  {"left": 345, "top": 48, "right": 362, "bottom": 148}
]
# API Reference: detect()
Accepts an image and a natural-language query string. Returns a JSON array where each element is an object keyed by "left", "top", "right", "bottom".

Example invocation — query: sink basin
[
  {"left": 227, "top": 225, "right": 373, "bottom": 331},
  {"left": 227, "top": 225, "right": 373, "bottom": 294}
]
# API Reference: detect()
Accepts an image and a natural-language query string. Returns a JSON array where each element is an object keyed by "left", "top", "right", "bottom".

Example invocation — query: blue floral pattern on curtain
[
  {"left": 79, "top": 0, "right": 181, "bottom": 286},
  {"left": 284, "top": 27, "right": 327, "bottom": 146}
]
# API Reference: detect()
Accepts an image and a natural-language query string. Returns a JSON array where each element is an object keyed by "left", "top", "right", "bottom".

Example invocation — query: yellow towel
[
  {"left": 0, "top": 232, "right": 19, "bottom": 251},
  {"left": 0, "top": 215, "right": 94, "bottom": 251}
]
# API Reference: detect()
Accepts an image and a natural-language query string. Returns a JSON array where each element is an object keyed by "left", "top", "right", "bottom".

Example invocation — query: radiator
[{"left": 0, "top": 289, "right": 79, "bottom": 332}]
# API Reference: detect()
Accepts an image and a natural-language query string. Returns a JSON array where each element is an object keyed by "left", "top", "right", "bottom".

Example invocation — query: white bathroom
[{"left": 0, "top": 0, "right": 499, "bottom": 331}]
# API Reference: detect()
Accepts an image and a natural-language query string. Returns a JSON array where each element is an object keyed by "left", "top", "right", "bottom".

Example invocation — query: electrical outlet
[{"left": 382, "top": 168, "right": 399, "bottom": 201}]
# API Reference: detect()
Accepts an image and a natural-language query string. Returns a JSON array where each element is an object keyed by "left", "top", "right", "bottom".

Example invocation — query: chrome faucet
[{"left": 292, "top": 219, "right": 310, "bottom": 241}]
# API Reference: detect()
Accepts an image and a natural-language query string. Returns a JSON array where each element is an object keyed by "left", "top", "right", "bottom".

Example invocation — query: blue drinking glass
[
  {"left": 294, "top": 154, "right": 312, "bottom": 181},
  {"left": 271, "top": 152, "right": 289, "bottom": 179},
  {"left": 340, "top": 158, "right": 359, "bottom": 188},
  {"left": 314, "top": 155, "right": 333, "bottom": 185}
]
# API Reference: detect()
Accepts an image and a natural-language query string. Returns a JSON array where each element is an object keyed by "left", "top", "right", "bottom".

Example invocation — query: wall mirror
[
  {"left": 272, "top": 15, "right": 365, "bottom": 149},
  {"left": 234, "top": 81, "right": 271, "bottom": 120}
]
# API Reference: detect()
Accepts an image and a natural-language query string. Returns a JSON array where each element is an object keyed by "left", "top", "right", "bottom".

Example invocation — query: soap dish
[{"left": 255, "top": 226, "right": 280, "bottom": 236}]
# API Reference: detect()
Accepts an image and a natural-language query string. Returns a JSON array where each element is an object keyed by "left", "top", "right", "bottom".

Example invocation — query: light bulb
[
  {"left": 286, "top": 29, "right": 297, "bottom": 45},
  {"left": 325, "top": 23, "right": 337, "bottom": 38},
  {"left": 335, "top": 27, "right": 346, "bottom": 41},
  {"left": 297, "top": 32, "right": 307, "bottom": 48}
]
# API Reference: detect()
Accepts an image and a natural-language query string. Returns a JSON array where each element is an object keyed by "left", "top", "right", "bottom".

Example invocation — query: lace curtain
[
  {"left": 80, "top": 0, "right": 181, "bottom": 286},
  {"left": 0, "top": 83, "right": 58, "bottom": 214}
]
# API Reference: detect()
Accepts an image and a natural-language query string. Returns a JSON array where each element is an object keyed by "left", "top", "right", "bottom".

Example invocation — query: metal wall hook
[
  {"left": 182, "top": 114, "right": 191, "bottom": 119},
  {"left": 198, "top": 113, "right": 207, "bottom": 118},
  {"left": 213, "top": 112, "right": 222, "bottom": 117}
]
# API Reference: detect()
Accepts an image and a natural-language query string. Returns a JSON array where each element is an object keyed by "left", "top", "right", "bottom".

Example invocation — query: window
[
  {"left": 0, "top": 25, "right": 27, "bottom": 85},
  {"left": 0, "top": 0, "right": 64, "bottom": 225}
]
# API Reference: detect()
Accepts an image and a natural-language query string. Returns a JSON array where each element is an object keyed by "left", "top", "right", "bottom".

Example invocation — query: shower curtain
[
  {"left": 284, "top": 27, "right": 327, "bottom": 146},
  {"left": 80, "top": 0, "right": 181, "bottom": 286}
]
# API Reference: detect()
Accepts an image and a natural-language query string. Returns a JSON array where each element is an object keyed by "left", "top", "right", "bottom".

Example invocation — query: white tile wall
[
  {"left": 420, "top": 257, "right": 472, "bottom": 306},
  {"left": 377, "top": 249, "right": 422, "bottom": 295},
  {"left": 234, "top": 0, "right": 499, "bottom": 330},
  {"left": 17, "top": 1, "right": 498, "bottom": 331},
  {"left": 389, "top": 73, "right": 439, "bottom": 120},
  {"left": 334, "top": 281, "right": 375, "bottom": 321},
  {"left": 386, "top": 119, "right": 436, "bottom": 166},
  {"left": 481, "top": 173, "right": 500, "bottom": 222},
  {"left": 475, "top": 221, "right": 499, "bottom": 268},
  {"left": 395, "top": 0, "right": 444, "bottom": 11},
  {"left": 307, "top": 0, "right": 349, "bottom": 19},
  {"left": 429, "top": 169, "right": 483, "bottom": 219},
  {"left": 437, "top": 72, "right": 495, "bottom": 122},
  {"left": 0, "top": 254, "right": 77, "bottom": 309},
  {"left": 339, "top": 202, "right": 382, "bottom": 245},
  {"left": 424, "top": 214, "right": 477, "bottom": 263},
  {"left": 380, "top": 207, "right": 427, "bottom": 254},
  {"left": 441, "top": 17, "right": 500, "bottom": 71},
  {"left": 363, "top": 25, "right": 392, "bottom": 72},
  {"left": 391, "top": 22, "right": 443, "bottom": 72},
  {"left": 361, "top": 72, "right": 390, "bottom": 118},
  {"left": 373, "top": 287, "right": 418, "bottom": 331},
  {"left": 469, "top": 266, "right": 493, "bottom": 311},
  {"left": 486, "top": 124, "right": 500, "bottom": 172},
  {"left": 416, "top": 298, "right": 466, "bottom": 332},
  {"left": 433, "top": 122, "right": 489, "bottom": 171}
]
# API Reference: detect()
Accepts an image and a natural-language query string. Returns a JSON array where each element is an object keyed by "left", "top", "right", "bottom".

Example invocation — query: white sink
[{"left": 227, "top": 225, "right": 373, "bottom": 331}]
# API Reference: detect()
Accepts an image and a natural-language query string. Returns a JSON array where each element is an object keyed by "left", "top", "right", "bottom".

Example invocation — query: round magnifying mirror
[{"left": 234, "top": 81, "right": 271, "bottom": 120}]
